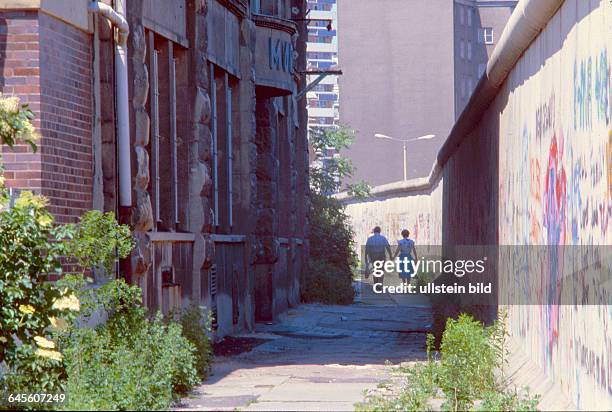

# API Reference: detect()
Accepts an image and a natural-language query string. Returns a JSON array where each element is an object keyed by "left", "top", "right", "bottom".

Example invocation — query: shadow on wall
[{"left": 433, "top": 94, "right": 501, "bottom": 342}]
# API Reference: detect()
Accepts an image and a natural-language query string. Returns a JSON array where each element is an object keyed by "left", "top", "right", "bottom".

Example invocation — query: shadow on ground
[{"left": 175, "top": 281, "right": 432, "bottom": 411}]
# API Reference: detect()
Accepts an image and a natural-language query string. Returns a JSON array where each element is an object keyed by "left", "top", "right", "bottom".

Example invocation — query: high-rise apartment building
[
  {"left": 305, "top": 0, "right": 339, "bottom": 130},
  {"left": 338, "top": 0, "right": 517, "bottom": 186},
  {"left": 454, "top": 0, "right": 517, "bottom": 114}
]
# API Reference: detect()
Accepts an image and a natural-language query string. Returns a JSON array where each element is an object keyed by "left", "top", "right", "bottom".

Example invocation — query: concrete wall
[
  {"left": 342, "top": 0, "right": 611, "bottom": 408},
  {"left": 495, "top": 0, "right": 611, "bottom": 407},
  {"left": 344, "top": 176, "right": 444, "bottom": 248}
]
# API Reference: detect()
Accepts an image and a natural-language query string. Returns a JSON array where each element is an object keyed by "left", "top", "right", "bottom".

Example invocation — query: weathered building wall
[
  {"left": 342, "top": 0, "right": 611, "bottom": 407},
  {"left": 1, "top": 0, "right": 309, "bottom": 340}
]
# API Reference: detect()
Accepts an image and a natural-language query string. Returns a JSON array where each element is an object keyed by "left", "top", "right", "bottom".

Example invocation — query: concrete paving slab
[
  {"left": 176, "top": 299, "right": 433, "bottom": 411},
  {"left": 244, "top": 400, "right": 356, "bottom": 411}
]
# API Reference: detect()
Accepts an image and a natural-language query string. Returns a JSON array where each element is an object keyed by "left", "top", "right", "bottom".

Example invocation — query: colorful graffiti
[
  {"left": 574, "top": 57, "right": 593, "bottom": 130},
  {"left": 348, "top": 4, "right": 611, "bottom": 407},
  {"left": 536, "top": 94, "right": 555, "bottom": 141},
  {"left": 594, "top": 50, "right": 610, "bottom": 124}
]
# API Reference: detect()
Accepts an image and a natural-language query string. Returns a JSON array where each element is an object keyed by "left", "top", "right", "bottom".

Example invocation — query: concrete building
[
  {"left": 0, "top": 0, "right": 311, "bottom": 337},
  {"left": 338, "top": 0, "right": 517, "bottom": 186},
  {"left": 305, "top": 0, "right": 339, "bottom": 130}
]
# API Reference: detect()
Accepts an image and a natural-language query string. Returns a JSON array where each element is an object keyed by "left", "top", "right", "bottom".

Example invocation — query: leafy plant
[
  {"left": 0, "top": 193, "right": 80, "bottom": 399},
  {"left": 356, "top": 313, "right": 540, "bottom": 412},
  {"left": 176, "top": 304, "right": 213, "bottom": 380},
  {"left": 60, "top": 279, "right": 200, "bottom": 410},
  {"left": 309, "top": 124, "right": 371, "bottom": 197},
  {"left": 303, "top": 194, "right": 357, "bottom": 304},
  {"left": 63, "top": 210, "right": 134, "bottom": 275},
  {"left": 477, "top": 388, "right": 540, "bottom": 411},
  {"left": 0, "top": 94, "right": 139, "bottom": 408},
  {"left": 438, "top": 314, "right": 498, "bottom": 410},
  {"left": 0, "top": 95, "right": 38, "bottom": 151},
  {"left": 301, "top": 258, "right": 355, "bottom": 304},
  {"left": 306, "top": 125, "right": 369, "bottom": 304}
]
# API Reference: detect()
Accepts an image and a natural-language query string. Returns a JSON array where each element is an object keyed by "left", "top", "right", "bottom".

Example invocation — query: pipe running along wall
[{"left": 88, "top": 1, "right": 132, "bottom": 207}]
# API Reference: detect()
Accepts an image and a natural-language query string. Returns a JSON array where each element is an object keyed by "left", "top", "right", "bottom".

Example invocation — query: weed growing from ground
[{"left": 356, "top": 311, "right": 540, "bottom": 411}]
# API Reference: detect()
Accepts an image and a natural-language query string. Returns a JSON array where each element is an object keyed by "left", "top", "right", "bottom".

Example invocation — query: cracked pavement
[{"left": 176, "top": 284, "right": 432, "bottom": 411}]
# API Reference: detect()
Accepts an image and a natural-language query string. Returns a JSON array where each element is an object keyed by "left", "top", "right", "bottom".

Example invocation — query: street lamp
[{"left": 374, "top": 133, "right": 435, "bottom": 181}]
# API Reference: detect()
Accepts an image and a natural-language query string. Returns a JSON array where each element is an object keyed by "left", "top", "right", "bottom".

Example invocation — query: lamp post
[{"left": 374, "top": 133, "right": 435, "bottom": 181}]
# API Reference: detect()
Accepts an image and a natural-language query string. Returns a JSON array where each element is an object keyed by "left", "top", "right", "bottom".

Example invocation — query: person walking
[
  {"left": 394, "top": 229, "right": 417, "bottom": 286},
  {"left": 365, "top": 226, "right": 392, "bottom": 286}
]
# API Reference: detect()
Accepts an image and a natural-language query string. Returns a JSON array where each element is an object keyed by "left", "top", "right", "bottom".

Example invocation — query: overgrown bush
[
  {"left": 438, "top": 314, "right": 498, "bottom": 410},
  {"left": 305, "top": 125, "right": 369, "bottom": 304},
  {"left": 60, "top": 279, "right": 199, "bottom": 410},
  {"left": 303, "top": 192, "right": 357, "bottom": 304},
  {"left": 177, "top": 304, "right": 213, "bottom": 380},
  {"left": 0, "top": 194, "right": 79, "bottom": 397},
  {"left": 301, "top": 258, "right": 355, "bottom": 304},
  {"left": 0, "top": 199, "right": 134, "bottom": 403},
  {"left": 357, "top": 312, "right": 540, "bottom": 412}
]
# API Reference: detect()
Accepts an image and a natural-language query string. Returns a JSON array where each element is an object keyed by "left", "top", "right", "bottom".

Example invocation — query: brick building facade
[{"left": 0, "top": 0, "right": 310, "bottom": 337}]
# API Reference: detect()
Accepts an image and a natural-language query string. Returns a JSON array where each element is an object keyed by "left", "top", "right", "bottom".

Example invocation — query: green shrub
[
  {"left": 0, "top": 96, "right": 135, "bottom": 408},
  {"left": 0, "top": 194, "right": 80, "bottom": 401},
  {"left": 301, "top": 258, "right": 354, "bottom": 304},
  {"left": 61, "top": 279, "right": 199, "bottom": 410},
  {"left": 357, "top": 313, "right": 539, "bottom": 412},
  {"left": 305, "top": 125, "right": 369, "bottom": 305},
  {"left": 304, "top": 194, "right": 357, "bottom": 304},
  {"left": 478, "top": 388, "right": 540, "bottom": 412},
  {"left": 438, "top": 314, "right": 498, "bottom": 410},
  {"left": 177, "top": 304, "right": 213, "bottom": 380}
]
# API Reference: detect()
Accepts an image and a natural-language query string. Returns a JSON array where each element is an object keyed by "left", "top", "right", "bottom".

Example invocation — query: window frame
[{"left": 483, "top": 27, "right": 494, "bottom": 44}]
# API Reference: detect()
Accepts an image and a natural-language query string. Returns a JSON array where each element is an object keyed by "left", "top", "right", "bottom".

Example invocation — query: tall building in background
[
  {"left": 454, "top": 0, "right": 518, "bottom": 115},
  {"left": 338, "top": 0, "right": 517, "bottom": 186},
  {"left": 306, "top": 0, "right": 339, "bottom": 131}
]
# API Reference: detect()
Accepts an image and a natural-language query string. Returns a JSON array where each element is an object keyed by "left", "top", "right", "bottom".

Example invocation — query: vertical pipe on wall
[
  {"left": 113, "top": 0, "right": 131, "bottom": 207},
  {"left": 211, "top": 64, "right": 219, "bottom": 227},
  {"left": 149, "top": 33, "right": 160, "bottom": 227},
  {"left": 92, "top": 15, "right": 104, "bottom": 211},
  {"left": 169, "top": 41, "right": 178, "bottom": 226},
  {"left": 225, "top": 73, "right": 233, "bottom": 228},
  {"left": 88, "top": 1, "right": 132, "bottom": 207}
]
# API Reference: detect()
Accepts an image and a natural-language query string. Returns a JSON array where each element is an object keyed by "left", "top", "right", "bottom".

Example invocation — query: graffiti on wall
[{"left": 500, "top": 8, "right": 611, "bottom": 404}]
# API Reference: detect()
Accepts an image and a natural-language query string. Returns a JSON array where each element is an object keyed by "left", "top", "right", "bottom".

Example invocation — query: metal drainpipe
[{"left": 88, "top": 1, "right": 132, "bottom": 207}]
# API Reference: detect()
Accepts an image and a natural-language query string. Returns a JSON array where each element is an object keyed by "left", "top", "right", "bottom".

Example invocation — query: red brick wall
[
  {"left": 0, "top": 11, "right": 42, "bottom": 195},
  {"left": 0, "top": 11, "right": 93, "bottom": 224},
  {"left": 38, "top": 12, "right": 93, "bottom": 223}
]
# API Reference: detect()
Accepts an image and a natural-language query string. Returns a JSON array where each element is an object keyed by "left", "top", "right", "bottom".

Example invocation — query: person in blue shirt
[
  {"left": 393, "top": 229, "right": 418, "bottom": 286},
  {"left": 365, "top": 226, "right": 392, "bottom": 285}
]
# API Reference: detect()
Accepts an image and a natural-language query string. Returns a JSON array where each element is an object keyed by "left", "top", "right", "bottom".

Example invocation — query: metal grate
[
  {"left": 210, "top": 264, "right": 218, "bottom": 330},
  {"left": 210, "top": 264, "right": 218, "bottom": 297}
]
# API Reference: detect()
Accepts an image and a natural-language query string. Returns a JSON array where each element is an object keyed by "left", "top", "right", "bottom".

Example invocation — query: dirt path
[{"left": 176, "top": 287, "right": 432, "bottom": 411}]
